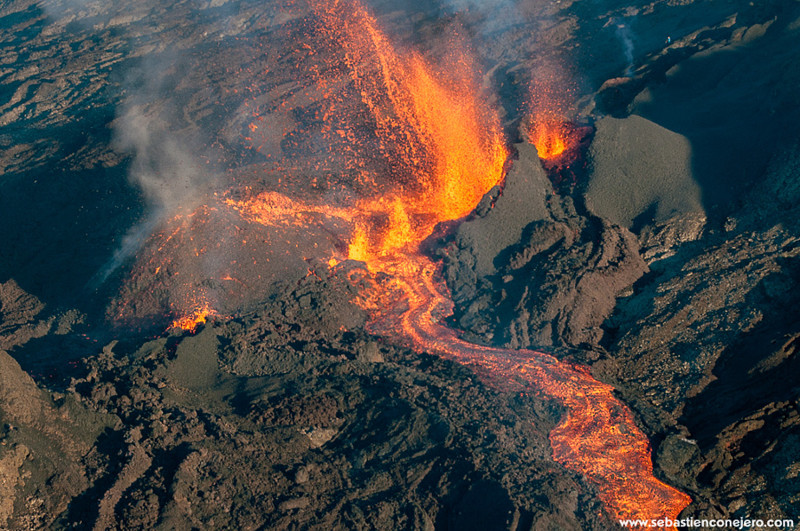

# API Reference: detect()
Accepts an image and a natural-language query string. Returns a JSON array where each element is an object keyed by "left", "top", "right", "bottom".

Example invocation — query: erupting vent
[
  {"left": 314, "top": 0, "right": 508, "bottom": 264},
  {"left": 170, "top": 304, "right": 214, "bottom": 333},
  {"left": 523, "top": 62, "right": 587, "bottom": 169},
  {"left": 241, "top": 0, "right": 691, "bottom": 526},
  {"left": 530, "top": 119, "right": 568, "bottom": 160},
  {"left": 120, "top": 0, "right": 691, "bottom": 526}
]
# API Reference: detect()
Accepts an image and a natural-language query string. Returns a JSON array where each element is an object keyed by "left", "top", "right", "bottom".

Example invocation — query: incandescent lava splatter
[
  {"left": 529, "top": 118, "right": 568, "bottom": 160},
  {"left": 524, "top": 63, "right": 574, "bottom": 162},
  {"left": 170, "top": 303, "right": 214, "bottom": 333}
]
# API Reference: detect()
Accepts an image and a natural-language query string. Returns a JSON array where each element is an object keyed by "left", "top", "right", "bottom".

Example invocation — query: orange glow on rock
[
  {"left": 530, "top": 119, "right": 568, "bottom": 160},
  {"left": 170, "top": 304, "right": 213, "bottom": 333}
]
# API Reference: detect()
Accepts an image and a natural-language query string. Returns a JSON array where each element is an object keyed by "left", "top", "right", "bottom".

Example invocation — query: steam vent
[{"left": 2, "top": 0, "right": 800, "bottom": 529}]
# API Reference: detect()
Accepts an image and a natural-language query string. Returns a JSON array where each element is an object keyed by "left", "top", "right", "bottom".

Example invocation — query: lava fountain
[
  {"left": 126, "top": 0, "right": 691, "bottom": 525},
  {"left": 529, "top": 118, "right": 568, "bottom": 160},
  {"left": 228, "top": 0, "right": 694, "bottom": 527},
  {"left": 524, "top": 63, "right": 576, "bottom": 163}
]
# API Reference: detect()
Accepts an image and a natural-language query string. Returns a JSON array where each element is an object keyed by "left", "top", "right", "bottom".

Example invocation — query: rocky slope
[{"left": 1, "top": 274, "right": 620, "bottom": 530}]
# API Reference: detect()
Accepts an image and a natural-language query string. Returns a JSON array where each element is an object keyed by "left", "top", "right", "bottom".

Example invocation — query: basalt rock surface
[
  {"left": 441, "top": 143, "right": 649, "bottom": 350},
  {"left": 1, "top": 276, "right": 616, "bottom": 531},
  {"left": 593, "top": 147, "right": 800, "bottom": 524}
]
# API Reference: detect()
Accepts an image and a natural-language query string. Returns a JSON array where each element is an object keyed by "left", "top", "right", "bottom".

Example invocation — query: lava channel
[
  {"left": 228, "top": 0, "right": 696, "bottom": 527},
  {"left": 151, "top": 0, "right": 693, "bottom": 525}
]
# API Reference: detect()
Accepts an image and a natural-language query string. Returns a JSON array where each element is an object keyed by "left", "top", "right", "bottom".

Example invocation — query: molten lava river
[{"left": 164, "top": 0, "right": 692, "bottom": 526}]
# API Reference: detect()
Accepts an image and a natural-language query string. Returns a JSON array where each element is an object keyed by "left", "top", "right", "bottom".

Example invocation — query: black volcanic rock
[
  {"left": 585, "top": 114, "right": 704, "bottom": 231},
  {"left": 591, "top": 146, "right": 800, "bottom": 523},
  {"left": 452, "top": 143, "right": 553, "bottom": 279},
  {"left": 0, "top": 278, "right": 617, "bottom": 530},
  {"left": 0, "top": 312, "right": 113, "bottom": 528},
  {"left": 443, "top": 143, "right": 648, "bottom": 349}
]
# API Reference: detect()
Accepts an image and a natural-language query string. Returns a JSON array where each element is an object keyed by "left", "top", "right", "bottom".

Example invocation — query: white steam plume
[
  {"left": 614, "top": 18, "right": 635, "bottom": 76},
  {"left": 90, "top": 49, "right": 218, "bottom": 286}
]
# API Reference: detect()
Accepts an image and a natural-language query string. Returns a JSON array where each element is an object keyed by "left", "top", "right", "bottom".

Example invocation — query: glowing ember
[{"left": 170, "top": 304, "right": 213, "bottom": 333}]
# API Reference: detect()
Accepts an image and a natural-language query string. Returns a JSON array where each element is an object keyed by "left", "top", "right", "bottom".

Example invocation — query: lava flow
[{"left": 224, "top": 0, "right": 694, "bottom": 527}]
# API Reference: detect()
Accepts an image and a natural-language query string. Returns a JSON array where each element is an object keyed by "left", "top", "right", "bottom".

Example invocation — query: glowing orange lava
[
  {"left": 529, "top": 119, "right": 568, "bottom": 159},
  {"left": 152, "top": 0, "right": 692, "bottom": 526},
  {"left": 525, "top": 63, "right": 574, "bottom": 161},
  {"left": 170, "top": 304, "right": 214, "bottom": 333},
  {"left": 221, "top": 1, "right": 692, "bottom": 526},
  {"left": 225, "top": 191, "right": 351, "bottom": 227},
  {"left": 317, "top": 1, "right": 689, "bottom": 526},
  {"left": 354, "top": 256, "right": 692, "bottom": 526},
  {"left": 311, "top": 0, "right": 507, "bottom": 263}
]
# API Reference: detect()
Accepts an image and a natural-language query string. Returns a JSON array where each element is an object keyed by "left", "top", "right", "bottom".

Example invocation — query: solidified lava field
[{"left": 1, "top": 0, "right": 800, "bottom": 529}]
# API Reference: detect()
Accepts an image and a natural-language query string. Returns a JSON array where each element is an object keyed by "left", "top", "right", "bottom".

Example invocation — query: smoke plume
[
  {"left": 90, "top": 43, "right": 219, "bottom": 285},
  {"left": 614, "top": 18, "right": 635, "bottom": 76}
]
